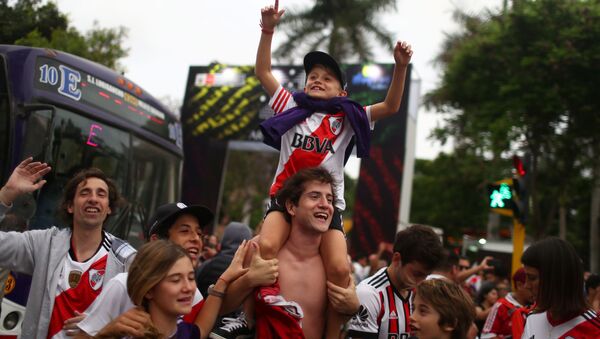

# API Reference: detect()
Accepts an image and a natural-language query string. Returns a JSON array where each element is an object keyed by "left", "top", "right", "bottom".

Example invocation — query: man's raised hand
[
  {"left": 260, "top": 0, "right": 285, "bottom": 32},
  {"left": 0, "top": 157, "right": 51, "bottom": 205},
  {"left": 247, "top": 241, "right": 279, "bottom": 287}
]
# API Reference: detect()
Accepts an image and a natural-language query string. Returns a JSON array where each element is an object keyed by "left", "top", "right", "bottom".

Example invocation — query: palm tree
[{"left": 274, "top": 0, "right": 396, "bottom": 63}]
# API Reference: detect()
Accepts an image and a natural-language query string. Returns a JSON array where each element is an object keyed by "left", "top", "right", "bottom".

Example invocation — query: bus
[{"left": 0, "top": 45, "right": 183, "bottom": 337}]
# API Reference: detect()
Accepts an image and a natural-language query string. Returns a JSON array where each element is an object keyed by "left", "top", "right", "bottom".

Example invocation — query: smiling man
[
  {"left": 347, "top": 225, "right": 444, "bottom": 339},
  {"left": 0, "top": 158, "right": 136, "bottom": 338}
]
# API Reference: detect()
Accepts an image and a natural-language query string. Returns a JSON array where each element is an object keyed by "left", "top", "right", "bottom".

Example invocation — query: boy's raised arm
[
  {"left": 370, "top": 41, "right": 413, "bottom": 121},
  {"left": 255, "top": 0, "right": 285, "bottom": 97}
]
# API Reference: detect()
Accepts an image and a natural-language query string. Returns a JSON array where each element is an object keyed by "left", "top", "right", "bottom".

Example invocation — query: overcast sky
[{"left": 54, "top": 0, "right": 502, "bottom": 166}]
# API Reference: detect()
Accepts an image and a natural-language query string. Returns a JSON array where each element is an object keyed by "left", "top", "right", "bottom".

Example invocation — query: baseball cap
[
  {"left": 303, "top": 51, "right": 346, "bottom": 90},
  {"left": 147, "top": 202, "right": 214, "bottom": 238}
]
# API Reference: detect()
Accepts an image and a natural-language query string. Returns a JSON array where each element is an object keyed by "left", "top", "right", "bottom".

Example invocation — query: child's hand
[
  {"left": 393, "top": 40, "right": 413, "bottom": 66},
  {"left": 220, "top": 240, "right": 251, "bottom": 283},
  {"left": 260, "top": 0, "right": 285, "bottom": 31}
]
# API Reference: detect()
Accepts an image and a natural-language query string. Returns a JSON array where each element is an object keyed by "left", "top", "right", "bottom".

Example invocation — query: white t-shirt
[{"left": 78, "top": 272, "right": 204, "bottom": 335}]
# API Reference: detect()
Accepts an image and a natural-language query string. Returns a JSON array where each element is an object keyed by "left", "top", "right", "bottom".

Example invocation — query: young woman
[
  {"left": 474, "top": 281, "right": 498, "bottom": 332},
  {"left": 95, "top": 239, "right": 249, "bottom": 338},
  {"left": 410, "top": 278, "right": 475, "bottom": 339},
  {"left": 521, "top": 237, "right": 600, "bottom": 338}
]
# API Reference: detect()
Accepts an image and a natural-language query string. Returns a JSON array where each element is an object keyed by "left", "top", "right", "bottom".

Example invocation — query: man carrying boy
[
  {"left": 347, "top": 225, "right": 444, "bottom": 338},
  {"left": 0, "top": 158, "right": 136, "bottom": 338},
  {"left": 253, "top": 0, "right": 413, "bottom": 336}
]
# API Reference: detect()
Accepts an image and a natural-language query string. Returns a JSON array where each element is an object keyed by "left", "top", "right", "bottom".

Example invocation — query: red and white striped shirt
[
  {"left": 268, "top": 86, "right": 374, "bottom": 210},
  {"left": 347, "top": 267, "right": 413, "bottom": 339},
  {"left": 481, "top": 293, "right": 523, "bottom": 338}
]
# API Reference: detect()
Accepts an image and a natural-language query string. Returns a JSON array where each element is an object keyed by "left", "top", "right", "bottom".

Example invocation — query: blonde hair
[{"left": 416, "top": 279, "right": 475, "bottom": 339}]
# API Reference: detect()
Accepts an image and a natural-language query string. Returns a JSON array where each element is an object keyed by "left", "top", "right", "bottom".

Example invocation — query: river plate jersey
[
  {"left": 522, "top": 309, "right": 600, "bottom": 339},
  {"left": 347, "top": 267, "right": 413, "bottom": 339},
  {"left": 268, "top": 86, "right": 374, "bottom": 210},
  {"left": 48, "top": 231, "right": 113, "bottom": 339},
  {"left": 481, "top": 293, "right": 523, "bottom": 338}
]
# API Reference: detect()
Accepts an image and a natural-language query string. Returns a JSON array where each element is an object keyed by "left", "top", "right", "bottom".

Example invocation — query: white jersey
[
  {"left": 268, "top": 86, "right": 374, "bottom": 210},
  {"left": 347, "top": 267, "right": 413, "bottom": 339},
  {"left": 522, "top": 309, "right": 600, "bottom": 339},
  {"left": 48, "top": 232, "right": 112, "bottom": 339},
  {"left": 78, "top": 272, "right": 204, "bottom": 335}
]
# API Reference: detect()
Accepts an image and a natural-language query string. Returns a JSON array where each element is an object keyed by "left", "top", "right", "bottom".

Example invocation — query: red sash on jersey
[
  {"left": 47, "top": 255, "right": 107, "bottom": 338},
  {"left": 270, "top": 112, "right": 344, "bottom": 196}
]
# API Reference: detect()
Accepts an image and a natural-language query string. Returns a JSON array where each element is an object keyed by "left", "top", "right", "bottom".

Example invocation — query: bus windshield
[{"left": 22, "top": 106, "right": 180, "bottom": 247}]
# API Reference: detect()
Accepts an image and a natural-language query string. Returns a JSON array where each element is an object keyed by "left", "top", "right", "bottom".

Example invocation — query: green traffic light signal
[{"left": 488, "top": 183, "right": 513, "bottom": 209}]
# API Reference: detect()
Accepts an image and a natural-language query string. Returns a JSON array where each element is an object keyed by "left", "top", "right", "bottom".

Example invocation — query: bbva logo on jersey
[{"left": 89, "top": 269, "right": 105, "bottom": 291}]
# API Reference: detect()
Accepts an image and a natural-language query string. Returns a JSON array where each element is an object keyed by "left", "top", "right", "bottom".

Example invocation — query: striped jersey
[
  {"left": 48, "top": 231, "right": 113, "bottom": 339},
  {"left": 348, "top": 267, "right": 413, "bottom": 339},
  {"left": 481, "top": 293, "right": 524, "bottom": 338},
  {"left": 522, "top": 309, "right": 600, "bottom": 339},
  {"left": 268, "top": 86, "right": 374, "bottom": 210}
]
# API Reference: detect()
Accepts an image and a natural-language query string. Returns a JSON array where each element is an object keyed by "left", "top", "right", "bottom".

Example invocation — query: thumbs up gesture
[{"left": 247, "top": 241, "right": 279, "bottom": 287}]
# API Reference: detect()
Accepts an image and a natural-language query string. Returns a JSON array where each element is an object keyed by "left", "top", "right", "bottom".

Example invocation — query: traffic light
[
  {"left": 487, "top": 181, "right": 515, "bottom": 217},
  {"left": 512, "top": 155, "right": 530, "bottom": 223}
]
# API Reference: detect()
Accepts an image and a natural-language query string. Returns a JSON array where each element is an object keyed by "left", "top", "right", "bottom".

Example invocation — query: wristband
[
  {"left": 261, "top": 28, "right": 274, "bottom": 35},
  {"left": 207, "top": 284, "right": 225, "bottom": 298}
]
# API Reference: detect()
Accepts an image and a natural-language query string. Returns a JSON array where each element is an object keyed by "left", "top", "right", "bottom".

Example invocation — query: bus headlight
[{"left": 3, "top": 311, "right": 20, "bottom": 330}]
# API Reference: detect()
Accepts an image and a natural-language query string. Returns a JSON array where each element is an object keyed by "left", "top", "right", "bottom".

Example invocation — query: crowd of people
[{"left": 1, "top": 0, "right": 600, "bottom": 338}]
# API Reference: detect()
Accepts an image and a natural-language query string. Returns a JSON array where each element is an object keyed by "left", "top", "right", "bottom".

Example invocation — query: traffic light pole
[{"left": 511, "top": 217, "right": 526, "bottom": 277}]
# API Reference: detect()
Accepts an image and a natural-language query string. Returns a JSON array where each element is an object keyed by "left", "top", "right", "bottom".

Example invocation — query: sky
[{"left": 54, "top": 0, "right": 503, "bottom": 172}]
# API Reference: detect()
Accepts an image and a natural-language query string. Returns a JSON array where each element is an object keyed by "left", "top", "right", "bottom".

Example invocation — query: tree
[
  {"left": 410, "top": 151, "right": 510, "bottom": 239},
  {"left": 426, "top": 0, "right": 600, "bottom": 267},
  {"left": 274, "top": 0, "right": 396, "bottom": 63},
  {"left": 1, "top": 0, "right": 128, "bottom": 71}
]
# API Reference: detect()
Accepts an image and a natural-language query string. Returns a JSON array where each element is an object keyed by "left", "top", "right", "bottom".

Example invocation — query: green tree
[
  {"left": 410, "top": 151, "right": 510, "bottom": 239},
  {"left": 1, "top": 0, "right": 128, "bottom": 70},
  {"left": 426, "top": 0, "right": 600, "bottom": 266},
  {"left": 274, "top": 0, "right": 396, "bottom": 62}
]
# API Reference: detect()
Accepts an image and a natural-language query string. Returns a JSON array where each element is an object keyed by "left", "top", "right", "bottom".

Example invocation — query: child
[
  {"left": 410, "top": 279, "right": 476, "bottom": 339},
  {"left": 255, "top": 0, "right": 412, "bottom": 336},
  {"left": 93, "top": 240, "right": 249, "bottom": 339}
]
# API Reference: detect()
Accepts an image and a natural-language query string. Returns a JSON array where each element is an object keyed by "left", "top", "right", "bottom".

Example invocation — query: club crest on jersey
[
  {"left": 89, "top": 269, "right": 105, "bottom": 291},
  {"left": 389, "top": 310, "right": 398, "bottom": 319},
  {"left": 291, "top": 133, "right": 334, "bottom": 154},
  {"left": 329, "top": 116, "right": 343, "bottom": 136}
]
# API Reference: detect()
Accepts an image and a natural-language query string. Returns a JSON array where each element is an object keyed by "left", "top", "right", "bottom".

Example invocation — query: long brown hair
[
  {"left": 521, "top": 237, "right": 587, "bottom": 321},
  {"left": 126, "top": 240, "right": 191, "bottom": 339}
]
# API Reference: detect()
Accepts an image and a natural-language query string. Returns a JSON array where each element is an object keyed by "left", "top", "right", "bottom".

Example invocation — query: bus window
[
  {"left": 22, "top": 109, "right": 53, "bottom": 161},
  {"left": 28, "top": 108, "right": 130, "bottom": 230},
  {"left": 0, "top": 55, "right": 9, "bottom": 183},
  {"left": 122, "top": 136, "right": 181, "bottom": 248}
]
